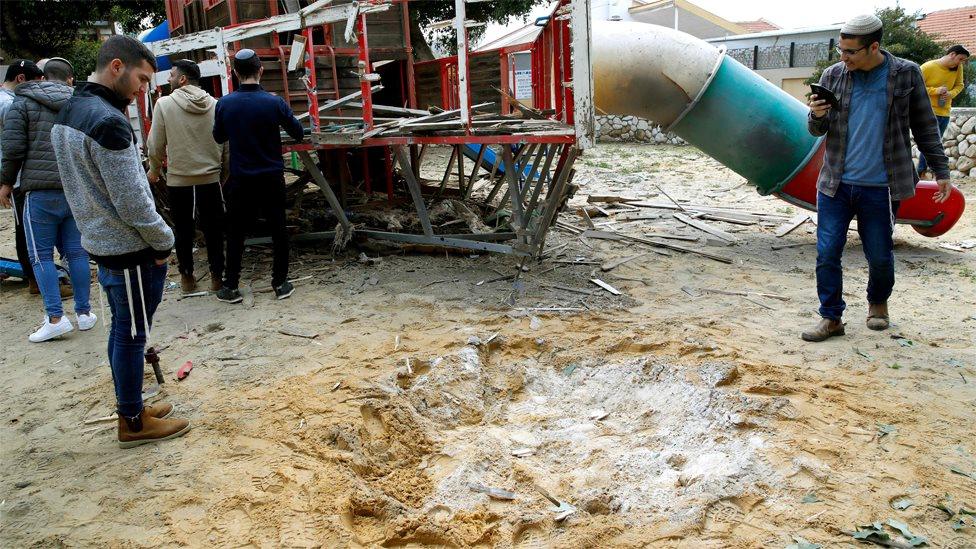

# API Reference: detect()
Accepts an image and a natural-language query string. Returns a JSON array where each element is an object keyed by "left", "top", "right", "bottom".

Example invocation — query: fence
[{"left": 727, "top": 41, "right": 834, "bottom": 70}]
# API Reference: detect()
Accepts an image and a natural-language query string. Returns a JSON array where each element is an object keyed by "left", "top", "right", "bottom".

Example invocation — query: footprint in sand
[
  {"left": 361, "top": 404, "right": 388, "bottom": 439},
  {"left": 702, "top": 500, "right": 745, "bottom": 536},
  {"left": 513, "top": 524, "right": 550, "bottom": 549},
  {"left": 206, "top": 497, "right": 254, "bottom": 547}
]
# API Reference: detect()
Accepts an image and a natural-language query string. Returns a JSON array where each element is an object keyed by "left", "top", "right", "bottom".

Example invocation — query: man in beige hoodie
[{"left": 147, "top": 59, "right": 226, "bottom": 293}]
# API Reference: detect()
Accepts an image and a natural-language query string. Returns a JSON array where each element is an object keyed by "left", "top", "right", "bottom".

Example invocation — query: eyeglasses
[{"left": 835, "top": 45, "right": 867, "bottom": 56}]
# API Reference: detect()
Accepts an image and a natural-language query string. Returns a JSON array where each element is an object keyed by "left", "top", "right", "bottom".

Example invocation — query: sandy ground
[{"left": 1, "top": 143, "right": 975, "bottom": 548}]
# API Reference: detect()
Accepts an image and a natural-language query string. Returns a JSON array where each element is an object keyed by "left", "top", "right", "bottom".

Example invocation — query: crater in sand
[{"left": 328, "top": 344, "right": 792, "bottom": 542}]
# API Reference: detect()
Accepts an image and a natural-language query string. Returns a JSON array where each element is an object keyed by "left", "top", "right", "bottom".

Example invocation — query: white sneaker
[
  {"left": 77, "top": 312, "right": 98, "bottom": 331},
  {"left": 29, "top": 316, "right": 74, "bottom": 343}
]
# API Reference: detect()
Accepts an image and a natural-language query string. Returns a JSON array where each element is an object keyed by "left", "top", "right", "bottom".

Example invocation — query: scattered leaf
[
  {"left": 892, "top": 497, "right": 914, "bottom": 510},
  {"left": 897, "top": 339, "right": 914, "bottom": 347},
  {"left": 886, "top": 518, "right": 912, "bottom": 537},
  {"left": 853, "top": 523, "right": 890, "bottom": 542},
  {"left": 855, "top": 347, "right": 872, "bottom": 359},
  {"left": 877, "top": 423, "right": 897, "bottom": 438},
  {"left": 802, "top": 493, "right": 822, "bottom": 504},
  {"left": 951, "top": 516, "right": 974, "bottom": 531},
  {"left": 889, "top": 363, "right": 902, "bottom": 369},
  {"left": 950, "top": 466, "right": 976, "bottom": 480}
]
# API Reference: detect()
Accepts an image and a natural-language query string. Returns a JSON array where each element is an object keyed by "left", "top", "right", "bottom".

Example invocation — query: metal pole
[{"left": 454, "top": 0, "right": 471, "bottom": 129}]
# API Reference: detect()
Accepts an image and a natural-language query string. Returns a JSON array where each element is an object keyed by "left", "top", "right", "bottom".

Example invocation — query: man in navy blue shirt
[
  {"left": 213, "top": 49, "right": 304, "bottom": 303},
  {"left": 804, "top": 14, "right": 949, "bottom": 342}
]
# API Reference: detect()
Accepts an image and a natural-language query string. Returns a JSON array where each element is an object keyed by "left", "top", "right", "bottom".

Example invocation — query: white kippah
[
  {"left": 841, "top": 14, "right": 882, "bottom": 35},
  {"left": 234, "top": 48, "right": 256, "bottom": 60}
]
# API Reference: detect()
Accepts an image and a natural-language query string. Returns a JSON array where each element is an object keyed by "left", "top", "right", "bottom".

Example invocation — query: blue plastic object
[
  {"left": 462, "top": 144, "right": 542, "bottom": 180},
  {"left": 140, "top": 22, "right": 172, "bottom": 71}
]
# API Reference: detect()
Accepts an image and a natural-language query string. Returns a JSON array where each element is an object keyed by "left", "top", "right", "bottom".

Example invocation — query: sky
[{"left": 477, "top": 0, "right": 974, "bottom": 47}]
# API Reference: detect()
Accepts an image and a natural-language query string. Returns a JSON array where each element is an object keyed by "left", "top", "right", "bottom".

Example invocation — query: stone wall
[
  {"left": 595, "top": 115, "right": 685, "bottom": 145},
  {"left": 913, "top": 108, "right": 976, "bottom": 178}
]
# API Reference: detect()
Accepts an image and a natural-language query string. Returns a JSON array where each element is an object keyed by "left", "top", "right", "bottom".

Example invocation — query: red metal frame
[
  {"left": 158, "top": 0, "right": 578, "bottom": 177},
  {"left": 356, "top": 14, "right": 374, "bottom": 130}
]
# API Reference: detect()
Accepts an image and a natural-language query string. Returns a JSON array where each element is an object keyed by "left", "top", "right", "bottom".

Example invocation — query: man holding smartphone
[{"left": 803, "top": 14, "right": 950, "bottom": 342}]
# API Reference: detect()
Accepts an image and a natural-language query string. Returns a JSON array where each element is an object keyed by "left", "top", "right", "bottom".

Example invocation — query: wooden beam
[{"left": 393, "top": 146, "right": 433, "bottom": 236}]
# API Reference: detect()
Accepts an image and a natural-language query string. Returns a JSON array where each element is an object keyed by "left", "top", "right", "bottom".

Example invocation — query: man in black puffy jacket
[{"left": 0, "top": 58, "right": 94, "bottom": 343}]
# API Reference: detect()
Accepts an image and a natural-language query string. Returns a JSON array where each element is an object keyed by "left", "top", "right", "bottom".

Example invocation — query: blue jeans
[
  {"left": 98, "top": 263, "right": 167, "bottom": 417},
  {"left": 917, "top": 115, "right": 950, "bottom": 173},
  {"left": 816, "top": 183, "right": 899, "bottom": 320},
  {"left": 25, "top": 190, "right": 91, "bottom": 319}
]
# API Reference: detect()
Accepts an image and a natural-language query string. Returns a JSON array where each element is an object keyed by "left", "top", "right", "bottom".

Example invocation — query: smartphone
[{"left": 810, "top": 84, "right": 840, "bottom": 110}]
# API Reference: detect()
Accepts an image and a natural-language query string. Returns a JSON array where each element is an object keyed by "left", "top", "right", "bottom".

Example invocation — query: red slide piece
[{"left": 776, "top": 141, "right": 966, "bottom": 237}]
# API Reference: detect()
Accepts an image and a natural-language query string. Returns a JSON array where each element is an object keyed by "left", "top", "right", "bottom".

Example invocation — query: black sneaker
[
  {"left": 215, "top": 287, "right": 243, "bottom": 304},
  {"left": 273, "top": 281, "right": 295, "bottom": 300}
]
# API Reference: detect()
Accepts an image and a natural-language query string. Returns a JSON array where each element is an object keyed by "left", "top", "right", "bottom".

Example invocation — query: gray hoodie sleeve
[
  {"left": 92, "top": 118, "right": 174, "bottom": 252},
  {"left": 1, "top": 98, "right": 28, "bottom": 186}
]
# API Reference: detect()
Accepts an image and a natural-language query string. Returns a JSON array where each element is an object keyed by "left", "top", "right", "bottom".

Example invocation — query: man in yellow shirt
[{"left": 918, "top": 44, "right": 970, "bottom": 177}]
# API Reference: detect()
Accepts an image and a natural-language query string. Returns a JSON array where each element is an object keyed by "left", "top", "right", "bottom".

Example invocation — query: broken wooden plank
[
  {"left": 700, "top": 213, "right": 760, "bottom": 226},
  {"left": 581, "top": 230, "right": 624, "bottom": 241},
  {"left": 590, "top": 279, "right": 622, "bottom": 295},
  {"left": 701, "top": 288, "right": 790, "bottom": 301},
  {"left": 644, "top": 231, "right": 700, "bottom": 242},
  {"left": 396, "top": 102, "right": 495, "bottom": 128},
  {"left": 344, "top": 101, "right": 430, "bottom": 116},
  {"left": 587, "top": 195, "right": 641, "bottom": 204},
  {"left": 578, "top": 207, "right": 596, "bottom": 229},
  {"left": 278, "top": 328, "right": 319, "bottom": 339},
  {"left": 774, "top": 214, "right": 811, "bottom": 237},
  {"left": 543, "top": 283, "right": 595, "bottom": 295},
  {"left": 619, "top": 233, "right": 732, "bottom": 263},
  {"left": 601, "top": 252, "right": 650, "bottom": 271},
  {"left": 771, "top": 241, "right": 809, "bottom": 250},
  {"left": 743, "top": 296, "right": 775, "bottom": 310},
  {"left": 617, "top": 214, "right": 662, "bottom": 222},
  {"left": 297, "top": 84, "right": 383, "bottom": 121},
  {"left": 654, "top": 185, "right": 688, "bottom": 212},
  {"left": 673, "top": 212, "right": 737, "bottom": 243}
]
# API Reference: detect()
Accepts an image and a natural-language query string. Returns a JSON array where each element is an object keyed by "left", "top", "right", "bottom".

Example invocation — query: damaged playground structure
[
  {"left": 142, "top": 0, "right": 594, "bottom": 258},
  {"left": 139, "top": 0, "right": 966, "bottom": 263}
]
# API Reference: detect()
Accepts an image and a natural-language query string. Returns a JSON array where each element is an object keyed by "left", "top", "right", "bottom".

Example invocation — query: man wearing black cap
[
  {"left": 0, "top": 60, "right": 44, "bottom": 293},
  {"left": 147, "top": 59, "right": 227, "bottom": 295},
  {"left": 212, "top": 48, "right": 304, "bottom": 303}
]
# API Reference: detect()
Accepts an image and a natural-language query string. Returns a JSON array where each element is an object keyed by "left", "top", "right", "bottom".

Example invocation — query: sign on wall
[{"left": 514, "top": 69, "right": 533, "bottom": 100}]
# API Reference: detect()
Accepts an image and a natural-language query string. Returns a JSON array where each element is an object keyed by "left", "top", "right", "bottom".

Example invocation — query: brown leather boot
[
  {"left": 209, "top": 275, "right": 223, "bottom": 292},
  {"left": 118, "top": 408, "right": 190, "bottom": 449},
  {"left": 866, "top": 303, "right": 889, "bottom": 331},
  {"left": 180, "top": 273, "right": 197, "bottom": 293},
  {"left": 28, "top": 278, "right": 40, "bottom": 295},
  {"left": 801, "top": 318, "right": 845, "bottom": 342},
  {"left": 59, "top": 283, "right": 73, "bottom": 300},
  {"left": 145, "top": 402, "right": 174, "bottom": 419}
]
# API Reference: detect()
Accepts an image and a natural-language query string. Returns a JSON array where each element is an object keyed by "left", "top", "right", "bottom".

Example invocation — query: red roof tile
[
  {"left": 917, "top": 6, "right": 976, "bottom": 52},
  {"left": 735, "top": 18, "right": 781, "bottom": 33}
]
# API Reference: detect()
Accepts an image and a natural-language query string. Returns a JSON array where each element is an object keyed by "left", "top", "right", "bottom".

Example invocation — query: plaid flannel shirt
[{"left": 808, "top": 50, "right": 950, "bottom": 201}]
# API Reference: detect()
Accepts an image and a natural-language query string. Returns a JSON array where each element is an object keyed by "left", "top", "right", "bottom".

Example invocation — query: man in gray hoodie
[
  {"left": 53, "top": 36, "right": 190, "bottom": 448},
  {"left": 147, "top": 59, "right": 226, "bottom": 294},
  {"left": 1, "top": 58, "right": 94, "bottom": 342}
]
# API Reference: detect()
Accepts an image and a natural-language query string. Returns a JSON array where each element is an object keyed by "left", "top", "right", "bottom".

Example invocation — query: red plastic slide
[{"left": 776, "top": 142, "right": 966, "bottom": 237}]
